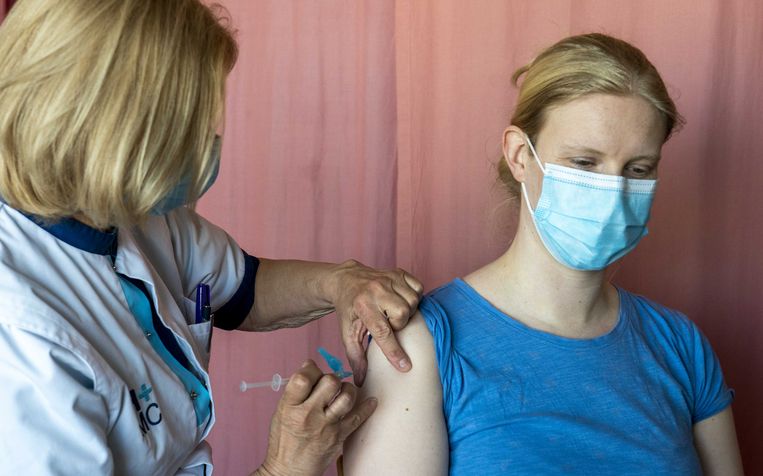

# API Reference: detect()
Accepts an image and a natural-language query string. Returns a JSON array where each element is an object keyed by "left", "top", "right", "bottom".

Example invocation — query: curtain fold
[{"left": 198, "top": 2, "right": 398, "bottom": 475}]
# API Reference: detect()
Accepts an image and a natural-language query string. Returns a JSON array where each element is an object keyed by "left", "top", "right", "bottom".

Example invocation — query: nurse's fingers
[
  {"left": 344, "top": 319, "right": 369, "bottom": 387},
  {"left": 339, "top": 396, "right": 378, "bottom": 438},
  {"left": 403, "top": 271, "right": 424, "bottom": 296},
  {"left": 389, "top": 271, "right": 423, "bottom": 330},
  {"left": 282, "top": 360, "right": 323, "bottom": 406},
  {"left": 361, "top": 294, "right": 412, "bottom": 370},
  {"left": 324, "top": 382, "right": 357, "bottom": 423},
  {"left": 304, "top": 372, "right": 343, "bottom": 409}
]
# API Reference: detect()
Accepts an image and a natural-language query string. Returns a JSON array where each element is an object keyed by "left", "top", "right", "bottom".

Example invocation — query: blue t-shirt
[{"left": 419, "top": 279, "right": 734, "bottom": 475}]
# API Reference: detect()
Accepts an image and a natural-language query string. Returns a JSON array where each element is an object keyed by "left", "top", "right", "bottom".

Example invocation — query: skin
[
  {"left": 343, "top": 312, "right": 447, "bottom": 475},
  {"left": 343, "top": 93, "right": 744, "bottom": 475}
]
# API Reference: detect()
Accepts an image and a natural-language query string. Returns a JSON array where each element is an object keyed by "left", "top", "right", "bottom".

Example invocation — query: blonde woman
[
  {"left": 344, "top": 34, "right": 743, "bottom": 475},
  {"left": 0, "top": 1, "right": 424, "bottom": 474}
]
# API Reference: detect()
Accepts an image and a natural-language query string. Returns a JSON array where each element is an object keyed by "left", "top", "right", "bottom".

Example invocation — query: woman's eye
[
  {"left": 570, "top": 158, "right": 595, "bottom": 169},
  {"left": 626, "top": 165, "right": 653, "bottom": 177}
]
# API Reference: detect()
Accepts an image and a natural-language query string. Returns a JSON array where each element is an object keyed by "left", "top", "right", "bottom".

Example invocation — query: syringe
[
  {"left": 239, "top": 347, "right": 353, "bottom": 393},
  {"left": 239, "top": 369, "right": 353, "bottom": 393},
  {"left": 239, "top": 373, "right": 289, "bottom": 392}
]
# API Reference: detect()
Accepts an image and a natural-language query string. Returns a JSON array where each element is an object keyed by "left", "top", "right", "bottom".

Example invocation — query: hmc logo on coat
[{"left": 130, "top": 384, "right": 163, "bottom": 435}]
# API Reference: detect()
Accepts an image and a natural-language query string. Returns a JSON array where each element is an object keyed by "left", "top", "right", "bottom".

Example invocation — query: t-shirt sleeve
[
  {"left": 418, "top": 294, "right": 456, "bottom": 411},
  {"left": 0, "top": 324, "right": 114, "bottom": 475},
  {"left": 164, "top": 207, "right": 258, "bottom": 331},
  {"left": 689, "top": 323, "right": 734, "bottom": 423}
]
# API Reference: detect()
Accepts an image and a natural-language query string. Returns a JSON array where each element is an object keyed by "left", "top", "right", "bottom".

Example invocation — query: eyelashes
[
  {"left": 566, "top": 158, "right": 656, "bottom": 178},
  {"left": 626, "top": 165, "right": 654, "bottom": 178},
  {"left": 568, "top": 158, "right": 596, "bottom": 169}
]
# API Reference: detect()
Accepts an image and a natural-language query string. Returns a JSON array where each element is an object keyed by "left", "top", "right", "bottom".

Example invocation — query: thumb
[
  {"left": 345, "top": 337, "right": 368, "bottom": 387},
  {"left": 340, "top": 397, "right": 378, "bottom": 438},
  {"left": 343, "top": 318, "right": 369, "bottom": 386}
]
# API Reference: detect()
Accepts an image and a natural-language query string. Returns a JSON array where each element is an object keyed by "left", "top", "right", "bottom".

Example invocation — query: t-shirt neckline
[{"left": 451, "top": 277, "right": 629, "bottom": 349}]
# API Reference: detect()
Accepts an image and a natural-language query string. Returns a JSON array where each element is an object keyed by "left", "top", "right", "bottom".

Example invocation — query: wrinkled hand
[
  {"left": 254, "top": 360, "right": 377, "bottom": 476},
  {"left": 329, "top": 260, "right": 424, "bottom": 386}
]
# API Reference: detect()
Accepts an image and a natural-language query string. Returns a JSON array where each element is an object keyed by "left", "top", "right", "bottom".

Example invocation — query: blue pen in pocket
[
  {"left": 195, "top": 283, "right": 211, "bottom": 324},
  {"left": 195, "top": 283, "right": 214, "bottom": 352}
]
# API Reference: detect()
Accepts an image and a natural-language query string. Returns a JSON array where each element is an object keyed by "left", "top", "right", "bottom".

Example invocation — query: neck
[{"left": 467, "top": 212, "right": 618, "bottom": 336}]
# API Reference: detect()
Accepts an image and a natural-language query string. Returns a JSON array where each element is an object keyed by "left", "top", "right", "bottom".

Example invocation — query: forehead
[{"left": 539, "top": 94, "right": 666, "bottom": 155}]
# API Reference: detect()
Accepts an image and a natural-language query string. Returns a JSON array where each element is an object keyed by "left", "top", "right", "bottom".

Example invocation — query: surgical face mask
[
  {"left": 520, "top": 134, "right": 657, "bottom": 271},
  {"left": 151, "top": 135, "right": 221, "bottom": 215}
]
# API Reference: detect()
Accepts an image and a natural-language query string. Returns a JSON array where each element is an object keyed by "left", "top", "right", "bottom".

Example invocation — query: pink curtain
[
  {"left": 394, "top": 1, "right": 762, "bottom": 474},
  {"left": 198, "top": 2, "right": 398, "bottom": 475},
  {"left": 2, "top": 0, "right": 760, "bottom": 474}
]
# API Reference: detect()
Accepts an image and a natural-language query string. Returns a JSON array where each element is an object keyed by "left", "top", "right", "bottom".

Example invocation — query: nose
[{"left": 601, "top": 164, "right": 624, "bottom": 177}]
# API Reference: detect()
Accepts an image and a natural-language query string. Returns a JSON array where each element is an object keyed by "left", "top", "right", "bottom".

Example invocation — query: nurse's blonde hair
[
  {"left": 499, "top": 33, "right": 684, "bottom": 200},
  {"left": 0, "top": 0, "right": 238, "bottom": 228}
]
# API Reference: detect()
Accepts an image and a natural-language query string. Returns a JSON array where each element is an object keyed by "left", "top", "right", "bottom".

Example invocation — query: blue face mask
[
  {"left": 151, "top": 136, "right": 221, "bottom": 215},
  {"left": 520, "top": 135, "right": 658, "bottom": 271}
]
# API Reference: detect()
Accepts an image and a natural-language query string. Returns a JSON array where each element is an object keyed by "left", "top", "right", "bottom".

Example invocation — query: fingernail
[{"left": 398, "top": 358, "right": 410, "bottom": 369}]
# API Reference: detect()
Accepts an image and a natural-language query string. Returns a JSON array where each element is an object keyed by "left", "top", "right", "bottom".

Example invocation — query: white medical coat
[{"left": 0, "top": 204, "right": 254, "bottom": 475}]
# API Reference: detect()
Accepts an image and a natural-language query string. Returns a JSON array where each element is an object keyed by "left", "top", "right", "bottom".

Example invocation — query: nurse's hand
[
  {"left": 253, "top": 360, "right": 377, "bottom": 476},
  {"left": 330, "top": 259, "right": 424, "bottom": 386}
]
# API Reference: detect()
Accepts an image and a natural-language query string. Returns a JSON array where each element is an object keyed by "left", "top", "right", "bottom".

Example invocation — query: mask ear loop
[
  {"left": 523, "top": 133, "right": 546, "bottom": 174},
  {"left": 519, "top": 134, "right": 581, "bottom": 270},
  {"left": 520, "top": 133, "right": 546, "bottom": 216}
]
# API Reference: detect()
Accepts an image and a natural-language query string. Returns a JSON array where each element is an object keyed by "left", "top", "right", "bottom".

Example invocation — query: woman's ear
[{"left": 502, "top": 125, "right": 529, "bottom": 183}]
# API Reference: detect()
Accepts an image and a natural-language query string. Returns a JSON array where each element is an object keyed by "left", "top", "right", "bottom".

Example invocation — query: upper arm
[
  {"left": 165, "top": 208, "right": 257, "bottom": 330},
  {"left": 165, "top": 208, "right": 246, "bottom": 305},
  {"left": 343, "top": 312, "right": 449, "bottom": 475},
  {"left": 693, "top": 406, "right": 743, "bottom": 476},
  {"left": 682, "top": 320, "right": 741, "bottom": 474}
]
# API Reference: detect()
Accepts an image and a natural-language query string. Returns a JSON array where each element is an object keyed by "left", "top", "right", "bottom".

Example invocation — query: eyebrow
[{"left": 559, "top": 145, "right": 661, "bottom": 162}]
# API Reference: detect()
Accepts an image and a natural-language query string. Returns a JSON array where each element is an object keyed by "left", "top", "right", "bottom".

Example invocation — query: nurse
[{"left": 0, "top": 1, "right": 421, "bottom": 475}]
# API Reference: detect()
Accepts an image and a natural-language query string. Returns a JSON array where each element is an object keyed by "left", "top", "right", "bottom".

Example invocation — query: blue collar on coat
[{"left": 21, "top": 211, "right": 117, "bottom": 256}]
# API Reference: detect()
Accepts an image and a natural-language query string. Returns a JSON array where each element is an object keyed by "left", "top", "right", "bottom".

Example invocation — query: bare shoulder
[
  {"left": 343, "top": 312, "right": 448, "bottom": 475},
  {"left": 367, "top": 311, "right": 438, "bottom": 385},
  {"left": 353, "top": 311, "right": 441, "bottom": 414}
]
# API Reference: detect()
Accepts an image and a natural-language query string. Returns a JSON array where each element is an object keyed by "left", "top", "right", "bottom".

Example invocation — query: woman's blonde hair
[
  {"left": 499, "top": 33, "right": 684, "bottom": 199},
  {"left": 0, "top": 0, "right": 238, "bottom": 228}
]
